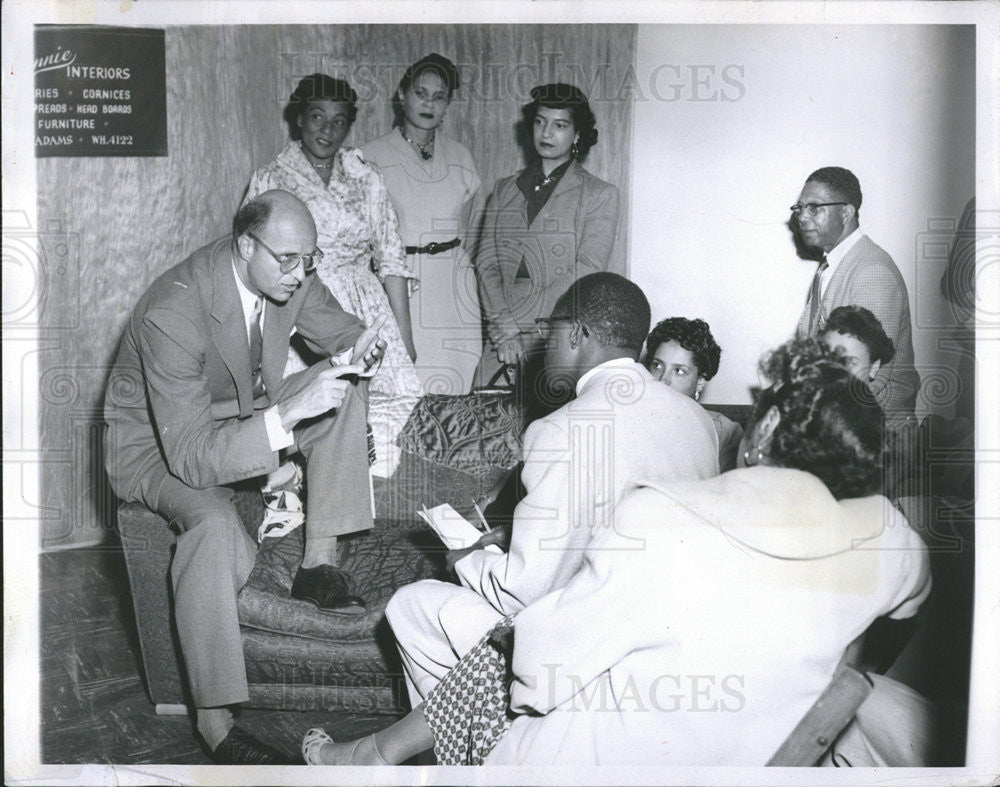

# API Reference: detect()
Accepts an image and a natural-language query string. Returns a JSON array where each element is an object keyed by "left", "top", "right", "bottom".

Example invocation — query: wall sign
[{"left": 34, "top": 25, "right": 167, "bottom": 157}]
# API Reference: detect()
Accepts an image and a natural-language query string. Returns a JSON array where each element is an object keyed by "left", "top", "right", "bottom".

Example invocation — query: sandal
[
  {"left": 302, "top": 727, "right": 333, "bottom": 765},
  {"left": 302, "top": 728, "right": 389, "bottom": 765}
]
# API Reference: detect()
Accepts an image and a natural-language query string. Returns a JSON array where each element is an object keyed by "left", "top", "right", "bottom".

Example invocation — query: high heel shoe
[{"left": 302, "top": 728, "right": 389, "bottom": 765}]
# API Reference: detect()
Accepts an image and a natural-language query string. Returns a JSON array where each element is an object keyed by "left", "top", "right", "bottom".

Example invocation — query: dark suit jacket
[
  {"left": 104, "top": 237, "right": 364, "bottom": 505},
  {"left": 796, "top": 234, "right": 920, "bottom": 414},
  {"left": 474, "top": 160, "right": 620, "bottom": 343}
]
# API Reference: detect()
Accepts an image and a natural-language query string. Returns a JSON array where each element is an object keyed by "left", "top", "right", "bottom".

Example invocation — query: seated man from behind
[
  {"left": 387, "top": 272, "right": 720, "bottom": 705},
  {"left": 104, "top": 190, "right": 385, "bottom": 763}
]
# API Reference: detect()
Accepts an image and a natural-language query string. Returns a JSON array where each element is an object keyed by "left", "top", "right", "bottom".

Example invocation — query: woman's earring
[
  {"left": 571, "top": 141, "right": 579, "bottom": 159},
  {"left": 742, "top": 445, "right": 764, "bottom": 467}
]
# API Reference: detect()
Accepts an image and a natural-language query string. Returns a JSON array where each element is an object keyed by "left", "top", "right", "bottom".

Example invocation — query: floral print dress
[{"left": 247, "top": 142, "right": 423, "bottom": 476}]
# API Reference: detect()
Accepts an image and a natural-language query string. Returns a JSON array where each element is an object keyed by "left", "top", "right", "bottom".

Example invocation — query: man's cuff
[
  {"left": 454, "top": 547, "right": 503, "bottom": 591},
  {"left": 264, "top": 406, "right": 295, "bottom": 451}
]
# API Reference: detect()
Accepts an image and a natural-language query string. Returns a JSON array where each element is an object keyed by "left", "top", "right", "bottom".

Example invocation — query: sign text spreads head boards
[{"left": 34, "top": 25, "right": 167, "bottom": 158}]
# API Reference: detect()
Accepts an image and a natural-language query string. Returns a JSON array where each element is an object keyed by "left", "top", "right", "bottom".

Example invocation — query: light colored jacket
[
  {"left": 797, "top": 234, "right": 920, "bottom": 414},
  {"left": 456, "top": 359, "right": 719, "bottom": 615},
  {"left": 489, "top": 466, "right": 932, "bottom": 765}
]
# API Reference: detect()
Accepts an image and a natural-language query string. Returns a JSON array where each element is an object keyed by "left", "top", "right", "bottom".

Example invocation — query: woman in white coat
[{"left": 303, "top": 338, "right": 931, "bottom": 766}]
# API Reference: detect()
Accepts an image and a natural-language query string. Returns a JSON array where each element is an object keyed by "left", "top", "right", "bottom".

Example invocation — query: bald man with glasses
[
  {"left": 791, "top": 166, "right": 920, "bottom": 419},
  {"left": 104, "top": 190, "right": 386, "bottom": 763}
]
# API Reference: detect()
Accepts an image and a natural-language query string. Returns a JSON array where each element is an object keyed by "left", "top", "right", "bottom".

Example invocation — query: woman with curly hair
[
  {"left": 245, "top": 73, "right": 423, "bottom": 476},
  {"left": 473, "top": 83, "right": 620, "bottom": 414},
  {"left": 303, "top": 338, "right": 930, "bottom": 766},
  {"left": 645, "top": 316, "right": 743, "bottom": 470},
  {"left": 820, "top": 305, "right": 896, "bottom": 385}
]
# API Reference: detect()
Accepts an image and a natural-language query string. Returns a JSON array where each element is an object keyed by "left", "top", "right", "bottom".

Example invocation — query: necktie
[
  {"left": 249, "top": 298, "right": 265, "bottom": 399},
  {"left": 808, "top": 258, "right": 829, "bottom": 334}
]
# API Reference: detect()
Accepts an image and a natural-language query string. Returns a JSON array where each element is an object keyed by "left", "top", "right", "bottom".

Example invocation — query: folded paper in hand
[{"left": 417, "top": 504, "right": 503, "bottom": 552}]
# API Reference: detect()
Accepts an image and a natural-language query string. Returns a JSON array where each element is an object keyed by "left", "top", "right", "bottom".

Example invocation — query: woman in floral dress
[{"left": 246, "top": 73, "right": 423, "bottom": 476}]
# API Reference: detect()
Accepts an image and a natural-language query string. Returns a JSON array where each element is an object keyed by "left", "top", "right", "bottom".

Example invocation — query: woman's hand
[{"left": 496, "top": 335, "right": 524, "bottom": 366}]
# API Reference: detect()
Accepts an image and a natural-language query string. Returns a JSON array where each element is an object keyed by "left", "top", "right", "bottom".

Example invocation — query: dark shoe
[
  {"left": 291, "top": 564, "right": 366, "bottom": 614},
  {"left": 212, "top": 725, "right": 297, "bottom": 765}
]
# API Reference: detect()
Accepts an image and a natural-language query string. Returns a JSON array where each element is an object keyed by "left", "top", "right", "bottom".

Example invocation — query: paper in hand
[{"left": 417, "top": 503, "right": 503, "bottom": 552}]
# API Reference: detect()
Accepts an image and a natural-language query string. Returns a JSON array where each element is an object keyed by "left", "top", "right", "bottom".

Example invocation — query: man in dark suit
[
  {"left": 792, "top": 166, "right": 920, "bottom": 419},
  {"left": 104, "top": 190, "right": 385, "bottom": 763}
]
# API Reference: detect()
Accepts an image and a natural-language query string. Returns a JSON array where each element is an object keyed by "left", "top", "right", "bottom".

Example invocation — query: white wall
[{"left": 630, "top": 24, "right": 975, "bottom": 408}]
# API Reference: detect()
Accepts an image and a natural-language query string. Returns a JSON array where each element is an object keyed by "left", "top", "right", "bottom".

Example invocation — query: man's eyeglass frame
[
  {"left": 789, "top": 202, "right": 849, "bottom": 218},
  {"left": 535, "top": 316, "right": 589, "bottom": 339},
  {"left": 248, "top": 232, "right": 323, "bottom": 274}
]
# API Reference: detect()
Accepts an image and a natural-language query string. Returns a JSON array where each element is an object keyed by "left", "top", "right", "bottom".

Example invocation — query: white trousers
[{"left": 385, "top": 578, "right": 506, "bottom": 708}]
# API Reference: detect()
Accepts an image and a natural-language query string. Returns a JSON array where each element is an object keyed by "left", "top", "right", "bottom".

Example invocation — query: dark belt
[{"left": 405, "top": 237, "right": 461, "bottom": 256}]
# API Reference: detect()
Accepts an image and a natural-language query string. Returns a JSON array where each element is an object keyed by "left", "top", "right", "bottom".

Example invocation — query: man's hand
[
  {"left": 276, "top": 363, "right": 364, "bottom": 431},
  {"left": 351, "top": 315, "right": 388, "bottom": 376},
  {"left": 444, "top": 543, "right": 481, "bottom": 574},
  {"left": 443, "top": 530, "right": 508, "bottom": 573},
  {"left": 477, "top": 527, "right": 510, "bottom": 551}
]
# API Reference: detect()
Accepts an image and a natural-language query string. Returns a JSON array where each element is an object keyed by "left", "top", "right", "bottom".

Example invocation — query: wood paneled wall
[{"left": 36, "top": 23, "right": 636, "bottom": 548}]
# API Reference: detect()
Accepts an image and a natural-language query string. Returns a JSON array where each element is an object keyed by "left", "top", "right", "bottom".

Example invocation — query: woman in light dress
[
  {"left": 246, "top": 73, "right": 423, "bottom": 475},
  {"left": 362, "top": 54, "right": 482, "bottom": 394}
]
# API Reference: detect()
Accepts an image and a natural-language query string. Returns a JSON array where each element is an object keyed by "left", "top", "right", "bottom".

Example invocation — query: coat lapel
[
  {"left": 209, "top": 241, "right": 255, "bottom": 418},
  {"left": 823, "top": 236, "right": 868, "bottom": 306},
  {"left": 261, "top": 287, "right": 296, "bottom": 395},
  {"left": 527, "top": 161, "right": 583, "bottom": 229},
  {"left": 498, "top": 173, "right": 529, "bottom": 219},
  {"left": 817, "top": 235, "right": 868, "bottom": 332},
  {"left": 547, "top": 160, "right": 583, "bottom": 200}
]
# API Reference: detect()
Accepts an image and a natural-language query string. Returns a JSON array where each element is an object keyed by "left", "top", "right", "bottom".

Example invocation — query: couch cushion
[
  {"left": 397, "top": 391, "right": 523, "bottom": 473},
  {"left": 238, "top": 518, "right": 445, "bottom": 642},
  {"left": 391, "top": 391, "right": 523, "bottom": 516}
]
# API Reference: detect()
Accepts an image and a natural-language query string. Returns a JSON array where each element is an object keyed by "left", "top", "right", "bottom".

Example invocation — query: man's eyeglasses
[
  {"left": 535, "top": 316, "right": 584, "bottom": 339},
  {"left": 789, "top": 202, "right": 848, "bottom": 218},
  {"left": 248, "top": 232, "right": 323, "bottom": 274}
]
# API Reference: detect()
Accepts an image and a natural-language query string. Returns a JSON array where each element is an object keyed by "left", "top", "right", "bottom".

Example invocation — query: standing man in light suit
[
  {"left": 386, "top": 273, "right": 719, "bottom": 707},
  {"left": 792, "top": 166, "right": 920, "bottom": 420},
  {"left": 104, "top": 190, "right": 385, "bottom": 763}
]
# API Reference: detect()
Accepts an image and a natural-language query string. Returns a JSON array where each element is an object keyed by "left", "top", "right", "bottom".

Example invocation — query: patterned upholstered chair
[{"left": 118, "top": 391, "right": 522, "bottom": 715}]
